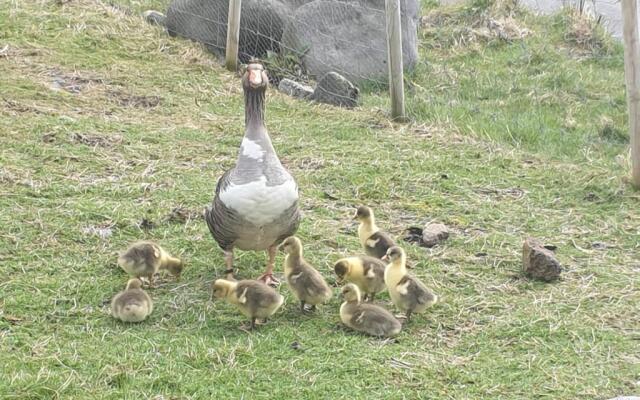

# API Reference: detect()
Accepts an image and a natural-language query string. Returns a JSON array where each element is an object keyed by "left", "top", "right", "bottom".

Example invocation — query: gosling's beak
[
  {"left": 352, "top": 212, "right": 359, "bottom": 220},
  {"left": 278, "top": 244, "right": 285, "bottom": 252},
  {"left": 381, "top": 255, "right": 389, "bottom": 262}
]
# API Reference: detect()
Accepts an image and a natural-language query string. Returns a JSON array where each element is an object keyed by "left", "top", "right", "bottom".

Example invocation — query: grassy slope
[{"left": 0, "top": 0, "right": 638, "bottom": 399}]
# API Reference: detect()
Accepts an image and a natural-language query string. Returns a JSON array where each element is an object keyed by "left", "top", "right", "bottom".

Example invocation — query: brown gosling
[
  {"left": 211, "top": 278, "right": 284, "bottom": 330},
  {"left": 383, "top": 246, "right": 438, "bottom": 322},
  {"left": 117, "top": 241, "right": 184, "bottom": 286},
  {"left": 339, "top": 283, "right": 401, "bottom": 337},
  {"left": 280, "top": 236, "right": 332, "bottom": 313},
  {"left": 354, "top": 206, "right": 396, "bottom": 259},
  {"left": 111, "top": 278, "right": 153, "bottom": 322},
  {"left": 333, "top": 255, "right": 386, "bottom": 302}
]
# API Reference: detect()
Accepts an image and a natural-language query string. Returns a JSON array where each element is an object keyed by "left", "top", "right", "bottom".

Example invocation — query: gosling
[
  {"left": 111, "top": 278, "right": 153, "bottom": 322},
  {"left": 117, "top": 241, "right": 183, "bottom": 286},
  {"left": 384, "top": 246, "right": 437, "bottom": 322},
  {"left": 280, "top": 236, "right": 332, "bottom": 313},
  {"left": 354, "top": 206, "right": 396, "bottom": 259},
  {"left": 339, "top": 283, "right": 401, "bottom": 337},
  {"left": 211, "top": 278, "right": 284, "bottom": 330},
  {"left": 333, "top": 255, "right": 386, "bottom": 302}
]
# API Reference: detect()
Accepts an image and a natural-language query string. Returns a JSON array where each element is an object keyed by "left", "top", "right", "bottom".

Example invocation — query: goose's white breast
[{"left": 219, "top": 175, "right": 298, "bottom": 226}]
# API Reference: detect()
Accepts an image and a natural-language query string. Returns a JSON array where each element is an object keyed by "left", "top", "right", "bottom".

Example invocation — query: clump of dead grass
[
  {"left": 557, "top": 2, "right": 614, "bottom": 56},
  {"left": 421, "top": 0, "right": 530, "bottom": 48}
]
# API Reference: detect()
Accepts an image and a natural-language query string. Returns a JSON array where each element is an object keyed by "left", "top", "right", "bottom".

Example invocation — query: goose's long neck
[
  {"left": 244, "top": 87, "right": 266, "bottom": 138},
  {"left": 238, "top": 87, "right": 280, "bottom": 170}
]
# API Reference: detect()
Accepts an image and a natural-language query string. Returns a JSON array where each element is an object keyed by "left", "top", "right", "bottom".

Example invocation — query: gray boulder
[
  {"left": 143, "top": 10, "right": 166, "bottom": 26},
  {"left": 278, "top": 78, "right": 314, "bottom": 99},
  {"left": 282, "top": 0, "right": 419, "bottom": 83},
  {"left": 163, "top": 0, "right": 297, "bottom": 62},
  {"left": 311, "top": 72, "right": 359, "bottom": 108}
]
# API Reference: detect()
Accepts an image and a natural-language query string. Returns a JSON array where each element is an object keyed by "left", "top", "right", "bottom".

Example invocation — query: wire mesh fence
[
  {"left": 134, "top": 0, "right": 624, "bottom": 121},
  {"left": 160, "top": 0, "right": 421, "bottom": 111}
]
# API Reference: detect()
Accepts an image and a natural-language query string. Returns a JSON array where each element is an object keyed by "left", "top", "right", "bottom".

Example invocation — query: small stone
[
  {"left": 310, "top": 72, "right": 359, "bottom": 108},
  {"left": 138, "top": 218, "right": 155, "bottom": 230},
  {"left": 42, "top": 132, "right": 56, "bottom": 143},
  {"left": 142, "top": 10, "right": 166, "bottom": 26},
  {"left": 422, "top": 223, "right": 449, "bottom": 247},
  {"left": 277, "top": 78, "right": 314, "bottom": 99},
  {"left": 522, "top": 237, "right": 562, "bottom": 282}
]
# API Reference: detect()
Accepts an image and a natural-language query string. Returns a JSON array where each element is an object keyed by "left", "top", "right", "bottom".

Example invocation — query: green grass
[{"left": 1, "top": 0, "right": 639, "bottom": 398}]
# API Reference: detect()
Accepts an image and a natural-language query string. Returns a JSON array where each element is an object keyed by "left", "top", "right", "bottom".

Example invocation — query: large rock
[
  {"left": 278, "top": 78, "right": 314, "bottom": 99},
  {"left": 522, "top": 238, "right": 562, "bottom": 282},
  {"left": 164, "top": 0, "right": 297, "bottom": 62},
  {"left": 282, "top": 0, "right": 419, "bottom": 83},
  {"left": 310, "top": 72, "right": 359, "bottom": 108},
  {"left": 422, "top": 223, "right": 449, "bottom": 247}
]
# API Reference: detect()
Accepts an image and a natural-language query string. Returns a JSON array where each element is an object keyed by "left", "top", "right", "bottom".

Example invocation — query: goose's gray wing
[
  {"left": 274, "top": 201, "right": 301, "bottom": 244},
  {"left": 205, "top": 169, "right": 238, "bottom": 251}
]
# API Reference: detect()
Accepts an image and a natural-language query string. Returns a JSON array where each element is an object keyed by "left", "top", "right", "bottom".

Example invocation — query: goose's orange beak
[{"left": 249, "top": 69, "right": 263, "bottom": 88}]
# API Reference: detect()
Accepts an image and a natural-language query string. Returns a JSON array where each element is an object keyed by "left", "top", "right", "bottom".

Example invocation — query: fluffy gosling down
[
  {"left": 355, "top": 206, "right": 396, "bottom": 259},
  {"left": 384, "top": 246, "right": 438, "bottom": 322},
  {"left": 340, "top": 283, "right": 401, "bottom": 338},
  {"left": 280, "top": 236, "right": 332, "bottom": 312},
  {"left": 333, "top": 256, "right": 386, "bottom": 302},
  {"left": 111, "top": 278, "right": 153, "bottom": 322},
  {"left": 117, "top": 241, "right": 184, "bottom": 286},
  {"left": 212, "top": 279, "right": 284, "bottom": 329}
]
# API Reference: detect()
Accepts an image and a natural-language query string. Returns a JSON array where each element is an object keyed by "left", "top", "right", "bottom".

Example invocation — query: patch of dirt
[
  {"left": 403, "top": 226, "right": 424, "bottom": 246},
  {"left": 296, "top": 157, "right": 326, "bottom": 170},
  {"left": 165, "top": 206, "right": 203, "bottom": 224},
  {"left": 2, "top": 98, "right": 50, "bottom": 115},
  {"left": 70, "top": 132, "right": 123, "bottom": 148},
  {"left": 82, "top": 222, "right": 114, "bottom": 239},
  {"left": 138, "top": 218, "right": 155, "bottom": 230},
  {"left": 474, "top": 186, "right": 526, "bottom": 200},
  {"left": 42, "top": 132, "right": 57, "bottom": 143},
  {"left": 48, "top": 70, "right": 104, "bottom": 94},
  {"left": 109, "top": 91, "right": 162, "bottom": 108},
  {"left": 0, "top": 168, "right": 18, "bottom": 184}
]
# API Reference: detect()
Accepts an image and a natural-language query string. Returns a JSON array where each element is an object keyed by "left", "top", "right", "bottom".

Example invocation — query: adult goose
[{"left": 205, "top": 61, "right": 300, "bottom": 286}]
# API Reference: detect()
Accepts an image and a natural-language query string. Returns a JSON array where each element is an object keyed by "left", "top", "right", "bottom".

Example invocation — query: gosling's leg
[{"left": 405, "top": 310, "right": 413, "bottom": 323}]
